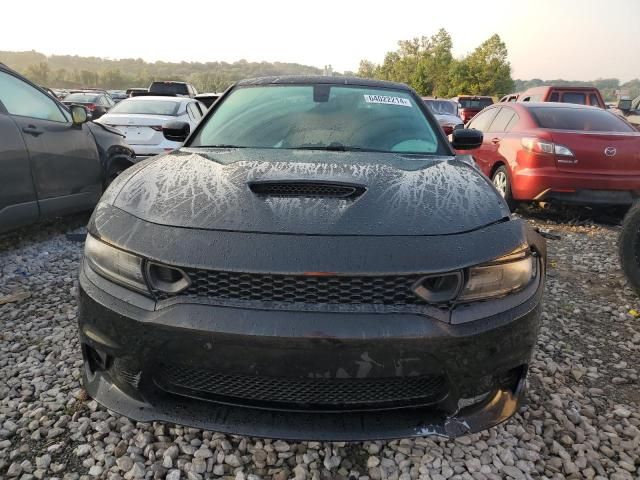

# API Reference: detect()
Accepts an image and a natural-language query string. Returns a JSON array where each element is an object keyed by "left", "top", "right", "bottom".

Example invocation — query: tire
[
  {"left": 619, "top": 201, "right": 640, "bottom": 294},
  {"left": 491, "top": 165, "right": 517, "bottom": 211},
  {"left": 104, "top": 164, "right": 128, "bottom": 189}
]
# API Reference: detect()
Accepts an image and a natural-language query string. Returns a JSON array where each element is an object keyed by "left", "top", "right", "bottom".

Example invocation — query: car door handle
[
  {"left": 22, "top": 125, "right": 43, "bottom": 136},
  {"left": 491, "top": 137, "right": 500, "bottom": 144}
]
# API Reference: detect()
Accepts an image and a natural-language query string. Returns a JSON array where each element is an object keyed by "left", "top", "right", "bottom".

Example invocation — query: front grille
[
  {"left": 155, "top": 364, "right": 447, "bottom": 410},
  {"left": 157, "top": 270, "right": 428, "bottom": 305},
  {"left": 249, "top": 182, "right": 364, "bottom": 198}
]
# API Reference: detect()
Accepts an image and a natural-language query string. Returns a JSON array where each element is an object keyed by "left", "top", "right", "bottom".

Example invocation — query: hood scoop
[{"left": 249, "top": 181, "right": 365, "bottom": 199}]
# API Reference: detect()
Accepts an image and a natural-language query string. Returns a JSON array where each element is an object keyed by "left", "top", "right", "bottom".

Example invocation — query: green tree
[
  {"left": 358, "top": 30, "right": 513, "bottom": 98},
  {"left": 463, "top": 34, "right": 513, "bottom": 96},
  {"left": 357, "top": 60, "right": 378, "bottom": 79}
]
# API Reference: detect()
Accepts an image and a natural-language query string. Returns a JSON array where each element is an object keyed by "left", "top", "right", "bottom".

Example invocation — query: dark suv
[
  {"left": 148, "top": 81, "right": 198, "bottom": 98},
  {"left": 0, "top": 64, "right": 136, "bottom": 232}
]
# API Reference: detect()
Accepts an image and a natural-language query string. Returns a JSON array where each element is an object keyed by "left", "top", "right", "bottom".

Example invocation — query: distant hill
[{"left": 0, "top": 50, "right": 326, "bottom": 92}]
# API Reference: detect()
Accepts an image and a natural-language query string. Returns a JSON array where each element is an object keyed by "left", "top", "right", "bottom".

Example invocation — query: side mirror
[
  {"left": 617, "top": 99, "right": 632, "bottom": 112},
  {"left": 162, "top": 121, "right": 190, "bottom": 142},
  {"left": 451, "top": 128, "right": 483, "bottom": 150},
  {"left": 70, "top": 104, "right": 88, "bottom": 125}
]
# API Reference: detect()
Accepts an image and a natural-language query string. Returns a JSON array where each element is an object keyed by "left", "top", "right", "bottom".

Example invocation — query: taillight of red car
[
  {"left": 520, "top": 137, "right": 575, "bottom": 167},
  {"left": 521, "top": 138, "right": 574, "bottom": 157},
  {"left": 85, "top": 103, "right": 97, "bottom": 112}
]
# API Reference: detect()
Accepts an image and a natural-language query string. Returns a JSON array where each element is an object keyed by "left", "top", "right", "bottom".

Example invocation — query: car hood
[{"left": 106, "top": 148, "right": 509, "bottom": 236}]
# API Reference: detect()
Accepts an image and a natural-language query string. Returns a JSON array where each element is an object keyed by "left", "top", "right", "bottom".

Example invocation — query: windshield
[
  {"left": 64, "top": 93, "right": 99, "bottom": 102},
  {"left": 530, "top": 107, "right": 635, "bottom": 132},
  {"left": 459, "top": 98, "right": 493, "bottom": 109},
  {"left": 190, "top": 85, "right": 445, "bottom": 155},
  {"left": 109, "top": 99, "right": 180, "bottom": 116},
  {"left": 149, "top": 82, "right": 188, "bottom": 95},
  {"left": 424, "top": 100, "right": 458, "bottom": 116}
]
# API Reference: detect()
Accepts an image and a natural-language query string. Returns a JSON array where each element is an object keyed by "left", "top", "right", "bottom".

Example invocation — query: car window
[
  {"left": 64, "top": 93, "right": 100, "bottom": 103},
  {"left": 504, "top": 112, "right": 520, "bottom": 132},
  {"left": 560, "top": 92, "right": 586, "bottom": 105},
  {"left": 589, "top": 93, "right": 600, "bottom": 107},
  {"left": 424, "top": 100, "right": 457, "bottom": 116},
  {"left": 109, "top": 99, "right": 181, "bottom": 116},
  {"left": 149, "top": 82, "right": 188, "bottom": 95},
  {"left": 190, "top": 85, "right": 447, "bottom": 155},
  {"left": 0, "top": 70, "right": 67, "bottom": 122},
  {"left": 487, "top": 107, "right": 516, "bottom": 132},
  {"left": 530, "top": 107, "right": 635, "bottom": 132},
  {"left": 549, "top": 92, "right": 559, "bottom": 102},
  {"left": 186, "top": 103, "right": 200, "bottom": 121},
  {"left": 458, "top": 98, "right": 493, "bottom": 109},
  {"left": 467, "top": 108, "right": 498, "bottom": 132}
]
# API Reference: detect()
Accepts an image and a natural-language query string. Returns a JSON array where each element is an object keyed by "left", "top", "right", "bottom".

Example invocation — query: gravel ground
[{"left": 1, "top": 210, "right": 639, "bottom": 480}]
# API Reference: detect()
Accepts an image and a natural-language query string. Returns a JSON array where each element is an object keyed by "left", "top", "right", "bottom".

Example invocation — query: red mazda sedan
[{"left": 460, "top": 102, "right": 640, "bottom": 209}]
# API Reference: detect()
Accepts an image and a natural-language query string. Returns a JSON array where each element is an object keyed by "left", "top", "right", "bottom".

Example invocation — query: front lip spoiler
[{"left": 83, "top": 369, "right": 526, "bottom": 442}]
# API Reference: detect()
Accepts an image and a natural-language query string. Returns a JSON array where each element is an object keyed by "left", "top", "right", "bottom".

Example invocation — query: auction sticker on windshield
[{"left": 364, "top": 94, "right": 412, "bottom": 107}]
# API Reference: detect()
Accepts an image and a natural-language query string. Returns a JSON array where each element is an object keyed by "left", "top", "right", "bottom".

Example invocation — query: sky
[{"left": 2, "top": 0, "right": 638, "bottom": 81}]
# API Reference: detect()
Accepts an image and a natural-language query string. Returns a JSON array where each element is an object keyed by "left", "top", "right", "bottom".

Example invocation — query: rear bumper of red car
[{"left": 512, "top": 167, "right": 640, "bottom": 205}]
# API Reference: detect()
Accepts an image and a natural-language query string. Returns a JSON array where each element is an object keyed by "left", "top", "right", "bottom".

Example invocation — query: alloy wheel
[{"left": 493, "top": 171, "right": 507, "bottom": 197}]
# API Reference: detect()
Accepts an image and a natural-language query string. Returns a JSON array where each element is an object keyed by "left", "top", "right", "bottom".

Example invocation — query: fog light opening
[
  {"left": 146, "top": 262, "right": 191, "bottom": 294},
  {"left": 83, "top": 344, "right": 111, "bottom": 375}
]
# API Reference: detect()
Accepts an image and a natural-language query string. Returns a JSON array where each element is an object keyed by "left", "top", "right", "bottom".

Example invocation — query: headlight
[
  {"left": 84, "top": 235, "right": 148, "bottom": 293},
  {"left": 458, "top": 249, "right": 537, "bottom": 302}
]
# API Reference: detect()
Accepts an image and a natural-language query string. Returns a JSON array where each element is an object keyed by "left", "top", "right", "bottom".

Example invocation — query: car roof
[
  {"left": 235, "top": 75, "right": 412, "bottom": 91},
  {"left": 452, "top": 95, "right": 493, "bottom": 99},
  {"left": 499, "top": 102, "right": 604, "bottom": 112},
  {"left": 523, "top": 85, "right": 600, "bottom": 93}
]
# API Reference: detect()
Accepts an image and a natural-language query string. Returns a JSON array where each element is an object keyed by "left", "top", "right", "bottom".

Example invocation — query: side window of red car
[
  {"left": 467, "top": 108, "right": 499, "bottom": 132},
  {"left": 487, "top": 108, "right": 516, "bottom": 132},
  {"left": 505, "top": 113, "right": 520, "bottom": 132},
  {"left": 589, "top": 94, "right": 600, "bottom": 107},
  {"left": 549, "top": 92, "right": 560, "bottom": 102}
]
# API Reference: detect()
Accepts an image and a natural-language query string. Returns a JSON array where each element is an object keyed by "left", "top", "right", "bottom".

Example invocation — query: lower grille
[
  {"left": 112, "top": 358, "right": 142, "bottom": 389},
  {"left": 154, "top": 364, "right": 447, "bottom": 411}
]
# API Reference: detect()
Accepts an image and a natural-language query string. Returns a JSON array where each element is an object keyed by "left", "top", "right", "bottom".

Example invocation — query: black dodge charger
[{"left": 78, "top": 76, "right": 546, "bottom": 440}]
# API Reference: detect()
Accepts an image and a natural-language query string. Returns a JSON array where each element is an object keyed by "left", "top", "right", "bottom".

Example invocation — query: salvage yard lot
[{"left": 1, "top": 210, "right": 639, "bottom": 480}]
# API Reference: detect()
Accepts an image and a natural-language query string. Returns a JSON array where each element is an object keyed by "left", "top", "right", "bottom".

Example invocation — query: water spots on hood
[{"left": 111, "top": 149, "right": 509, "bottom": 235}]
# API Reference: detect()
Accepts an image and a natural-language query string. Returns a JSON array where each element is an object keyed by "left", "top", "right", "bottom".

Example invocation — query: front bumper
[{"left": 78, "top": 258, "right": 543, "bottom": 441}]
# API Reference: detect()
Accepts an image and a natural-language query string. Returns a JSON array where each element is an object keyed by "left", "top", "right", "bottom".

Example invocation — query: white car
[
  {"left": 422, "top": 98, "right": 464, "bottom": 135},
  {"left": 97, "top": 96, "right": 207, "bottom": 159}
]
